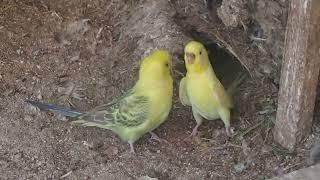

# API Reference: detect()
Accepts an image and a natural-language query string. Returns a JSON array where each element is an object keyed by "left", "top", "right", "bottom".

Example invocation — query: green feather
[{"left": 72, "top": 89, "right": 149, "bottom": 129}]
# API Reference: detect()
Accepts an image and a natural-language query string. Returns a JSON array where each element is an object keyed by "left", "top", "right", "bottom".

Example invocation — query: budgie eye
[
  {"left": 199, "top": 51, "right": 202, "bottom": 55},
  {"left": 165, "top": 63, "right": 169, "bottom": 67}
]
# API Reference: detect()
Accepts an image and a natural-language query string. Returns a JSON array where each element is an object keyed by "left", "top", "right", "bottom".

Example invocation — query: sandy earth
[{"left": 1, "top": 0, "right": 320, "bottom": 179}]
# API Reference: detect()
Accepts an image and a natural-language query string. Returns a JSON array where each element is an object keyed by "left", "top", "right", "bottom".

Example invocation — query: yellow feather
[
  {"left": 180, "top": 41, "right": 233, "bottom": 137},
  {"left": 28, "top": 50, "right": 173, "bottom": 153},
  {"left": 179, "top": 77, "right": 191, "bottom": 106},
  {"left": 114, "top": 49, "right": 174, "bottom": 152}
]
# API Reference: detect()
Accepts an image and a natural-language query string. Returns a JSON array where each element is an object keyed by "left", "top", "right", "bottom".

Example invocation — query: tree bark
[{"left": 273, "top": 0, "right": 320, "bottom": 151}]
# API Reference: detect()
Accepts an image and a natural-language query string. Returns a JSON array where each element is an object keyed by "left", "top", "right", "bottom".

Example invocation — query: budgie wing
[
  {"left": 74, "top": 90, "right": 149, "bottom": 128},
  {"left": 179, "top": 77, "right": 191, "bottom": 106},
  {"left": 210, "top": 80, "right": 233, "bottom": 108}
]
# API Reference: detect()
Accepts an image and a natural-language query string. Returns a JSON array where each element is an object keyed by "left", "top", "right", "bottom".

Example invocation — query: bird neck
[
  {"left": 186, "top": 62, "right": 209, "bottom": 74},
  {"left": 138, "top": 74, "right": 173, "bottom": 89}
]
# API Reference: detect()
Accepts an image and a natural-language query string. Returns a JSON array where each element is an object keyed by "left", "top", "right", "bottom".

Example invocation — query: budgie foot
[
  {"left": 149, "top": 132, "right": 169, "bottom": 144},
  {"left": 190, "top": 125, "right": 199, "bottom": 137},
  {"left": 183, "top": 124, "right": 200, "bottom": 141},
  {"left": 129, "top": 142, "right": 135, "bottom": 154},
  {"left": 225, "top": 126, "right": 234, "bottom": 137}
]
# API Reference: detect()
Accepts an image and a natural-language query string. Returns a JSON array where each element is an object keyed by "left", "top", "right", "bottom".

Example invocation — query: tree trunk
[{"left": 273, "top": 0, "right": 320, "bottom": 151}]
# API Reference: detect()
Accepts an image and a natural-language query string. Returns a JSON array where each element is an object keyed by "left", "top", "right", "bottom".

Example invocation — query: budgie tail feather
[
  {"left": 226, "top": 72, "right": 247, "bottom": 96},
  {"left": 26, "top": 100, "right": 83, "bottom": 117}
]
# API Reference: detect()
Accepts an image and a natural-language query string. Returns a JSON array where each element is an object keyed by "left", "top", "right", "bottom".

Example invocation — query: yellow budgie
[
  {"left": 179, "top": 41, "right": 234, "bottom": 137},
  {"left": 27, "top": 50, "right": 173, "bottom": 153}
]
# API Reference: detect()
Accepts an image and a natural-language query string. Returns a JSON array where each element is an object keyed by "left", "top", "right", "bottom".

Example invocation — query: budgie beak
[{"left": 186, "top": 52, "right": 195, "bottom": 64}]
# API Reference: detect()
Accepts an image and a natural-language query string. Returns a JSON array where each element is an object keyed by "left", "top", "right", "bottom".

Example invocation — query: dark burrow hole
[
  {"left": 180, "top": 28, "right": 249, "bottom": 89},
  {"left": 206, "top": 42, "right": 248, "bottom": 88},
  {"left": 175, "top": 39, "right": 249, "bottom": 91}
]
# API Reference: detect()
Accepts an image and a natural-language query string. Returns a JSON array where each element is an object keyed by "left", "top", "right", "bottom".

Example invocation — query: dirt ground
[{"left": 1, "top": 0, "right": 320, "bottom": 179}]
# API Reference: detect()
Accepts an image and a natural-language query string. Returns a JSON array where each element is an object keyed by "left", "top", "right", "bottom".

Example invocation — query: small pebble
[
  {"left": 24, "top": 115, "right": 33, "bottom": 122},
  {"left": 16, "top": 48, "right": 24, "bottom": 55},
  {"left": 234, "top": 162, "right": 247, "bottom": 173}
]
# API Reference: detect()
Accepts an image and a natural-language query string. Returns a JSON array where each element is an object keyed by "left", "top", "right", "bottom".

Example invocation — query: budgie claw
[
  {"left": 148, "top": 132, "right": 169, "bottom": 144},
  {"left": 183, "top": 124, "right": 200, "bottom": 141},
  {"left": 226, "top": 126, "right": 234, "bottom": 137},
  {"left": 129, "top": 142, "right": 135, "bottom": 154},
  {"left": 190, "top": 126, "right": 199, "bottom": 137}
]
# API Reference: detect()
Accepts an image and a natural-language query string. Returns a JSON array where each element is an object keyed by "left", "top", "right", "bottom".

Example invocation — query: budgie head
[
  {"left": 139, "top": 50, "right": 172, "bottom": 81},
  {"left": 184, "top": 41, "right": 210, "bottom": 73}
]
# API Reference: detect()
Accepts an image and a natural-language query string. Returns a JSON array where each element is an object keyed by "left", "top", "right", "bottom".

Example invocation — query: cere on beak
[{"left": 186, "top": 52, "right": 195, "bottom": 64}]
